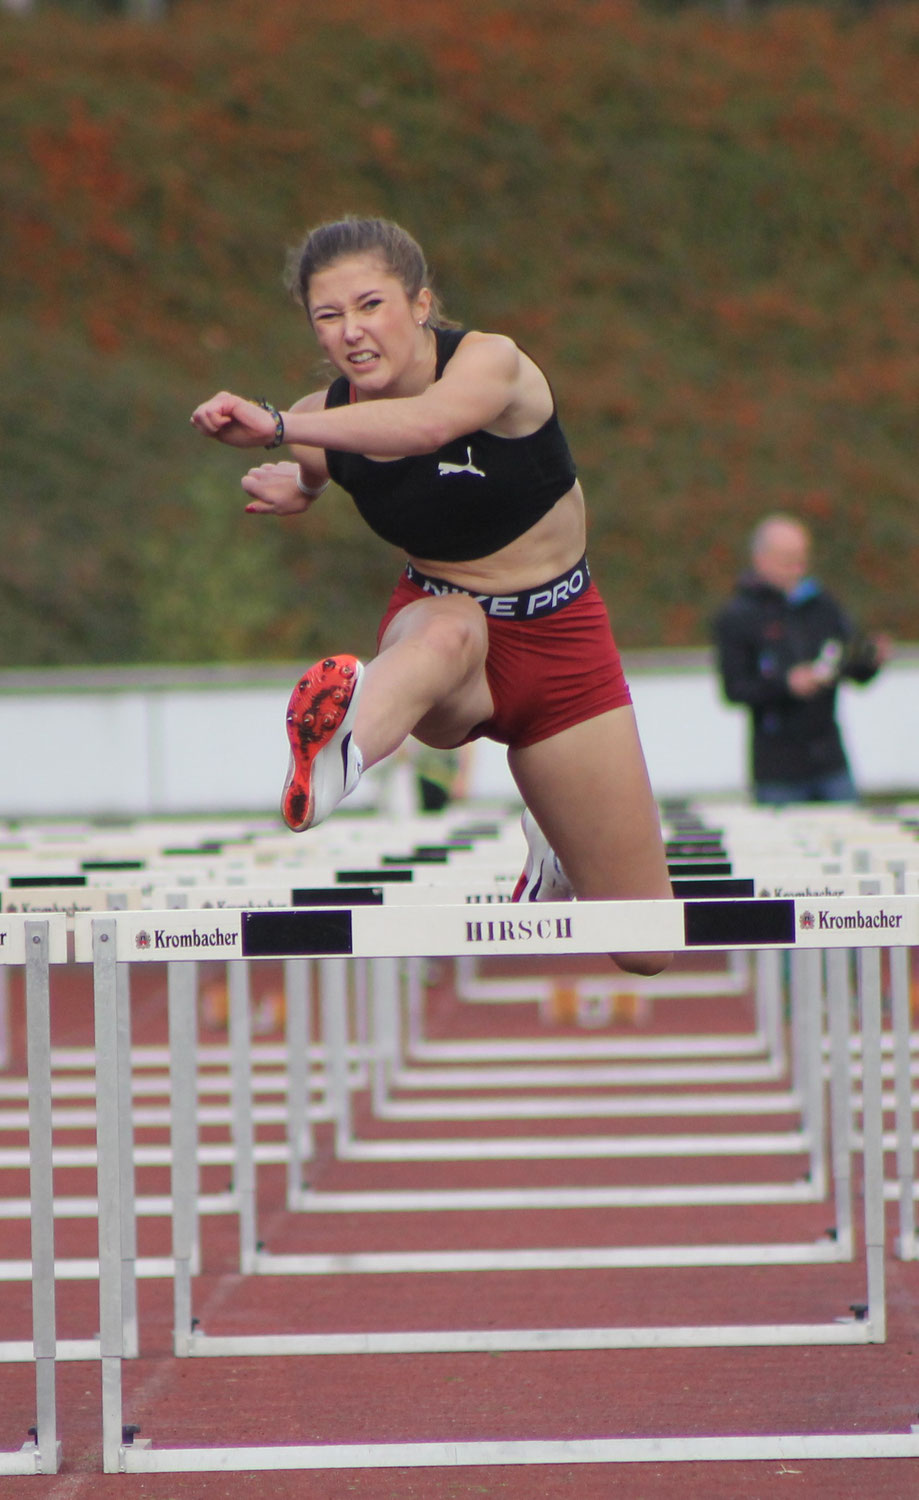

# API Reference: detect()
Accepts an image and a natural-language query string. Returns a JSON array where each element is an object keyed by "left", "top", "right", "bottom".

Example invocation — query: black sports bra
[{"left": 323, "top": 328, "right": 577, "bottom": 562}]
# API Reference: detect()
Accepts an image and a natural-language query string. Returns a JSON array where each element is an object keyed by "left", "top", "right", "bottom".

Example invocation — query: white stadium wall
[{"left": 0, "top": 649, "right": 915, "bottom": 820}]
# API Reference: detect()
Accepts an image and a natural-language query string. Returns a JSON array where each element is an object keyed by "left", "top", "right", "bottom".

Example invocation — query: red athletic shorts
[{"left": 376, "top": 565, "right": 632, "bottom": 751}]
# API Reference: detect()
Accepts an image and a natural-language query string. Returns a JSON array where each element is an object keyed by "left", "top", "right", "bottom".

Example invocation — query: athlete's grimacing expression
[{"left": 306, "top": 253, "right": 433, "bottom": 397}]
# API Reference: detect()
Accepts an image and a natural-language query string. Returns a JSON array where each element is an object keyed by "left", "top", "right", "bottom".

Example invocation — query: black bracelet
[{"left": 256, "top": 398, "right": 285, "bottom": 449}]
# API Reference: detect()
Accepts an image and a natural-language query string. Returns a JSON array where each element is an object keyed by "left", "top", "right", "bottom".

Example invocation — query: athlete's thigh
[
  {"left": 377, "top": 590, "right": 488, "bottom": 654},
  {"left": 507, "top": 705, "right": 672, "bottom": 901},
  {"left": 377, "top": 593, "right": 494, "bottom": 748}
]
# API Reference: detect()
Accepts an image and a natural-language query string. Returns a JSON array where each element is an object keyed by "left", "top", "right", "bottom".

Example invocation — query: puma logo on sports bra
[{"left": 437, "top": 446, "right": 486, "bottom": 479}]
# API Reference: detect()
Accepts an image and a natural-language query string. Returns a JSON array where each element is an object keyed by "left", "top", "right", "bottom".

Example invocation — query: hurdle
[
  {"left": 71, "top": 891, "right": 917, "bottom": 1475},
  {"left": 0, "top": 877, "right": 357, "bottom": 1311},
  {"left": 3, "top": 804, "right": 911, "bottom": 1236},
  {"left": 0, "top": 915, "right": 68, "bottom": 1475},
  {"left": 5, "top": 807, "right": 916, "bottom": 1294},
  {"left": 121, "top": 879, "right": 845, "bottom": 1277},
  {"left": 277, "top": 872, "right": 887, "bottom": 1256},
  {"left": 6, "top": 882, "right": 828, "bottom": 1305},
  {"left": 7, "top": 852, "right": 864, "bottom": 1295}
]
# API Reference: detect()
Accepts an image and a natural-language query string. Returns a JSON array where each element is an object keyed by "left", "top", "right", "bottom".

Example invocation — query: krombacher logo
[
  {"left": 762, "top": 885, "right": 845, "bottom": 899},
  {"left": 800, "top": 908, "right": 904, "bottom": 932},
  {"left": 465, "top": 915, "right": 573, "bottom": 943},
  {"left": 136, "top": 927, "right": 239, "bottom": 951}
]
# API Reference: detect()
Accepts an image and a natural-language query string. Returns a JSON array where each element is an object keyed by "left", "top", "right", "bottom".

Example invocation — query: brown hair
[{"left": 287, "top": 216, "right": 454, "bottom": 327}]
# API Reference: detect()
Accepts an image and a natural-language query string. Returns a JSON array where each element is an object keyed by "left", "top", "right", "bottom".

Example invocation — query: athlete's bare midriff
[{"left": 406, "top": 484, "right": 587, "bottom": 593}]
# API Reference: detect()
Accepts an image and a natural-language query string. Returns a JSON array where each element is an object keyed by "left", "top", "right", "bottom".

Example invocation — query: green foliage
[{"left": 1, "top": 0, "right": 917, "bottom": 663}]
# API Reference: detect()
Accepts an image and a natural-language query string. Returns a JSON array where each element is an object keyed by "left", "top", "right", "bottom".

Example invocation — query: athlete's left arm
[{"left": 417, "top": 332, "right": 534, "bottom": 440}]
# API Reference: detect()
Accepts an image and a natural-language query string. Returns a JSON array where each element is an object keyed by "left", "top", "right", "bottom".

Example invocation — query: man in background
[{"left": 712, "top": 513, "right": 891, "bottom": 805}]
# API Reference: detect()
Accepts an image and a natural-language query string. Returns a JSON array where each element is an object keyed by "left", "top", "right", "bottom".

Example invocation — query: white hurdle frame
[{"left": 73, "top": 893, "right": 919, "bottom": 1474}]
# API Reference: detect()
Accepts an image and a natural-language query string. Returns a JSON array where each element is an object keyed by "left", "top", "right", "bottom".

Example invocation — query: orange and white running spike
[{"left": 281, "top": 655, "right": 364, "bottom": 832}]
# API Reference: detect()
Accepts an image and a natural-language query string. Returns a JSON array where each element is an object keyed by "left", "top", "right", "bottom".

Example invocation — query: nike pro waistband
[{"left": 403, "top": 556, "right": 591, "bottom": 621}]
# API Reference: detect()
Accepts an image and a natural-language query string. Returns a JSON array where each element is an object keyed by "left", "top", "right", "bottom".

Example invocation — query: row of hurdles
[{"left": 1, "top": 796, "right": 918, "bottom": 1472}]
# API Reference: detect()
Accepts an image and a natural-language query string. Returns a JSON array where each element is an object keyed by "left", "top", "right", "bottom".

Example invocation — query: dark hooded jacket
[{"left": 712, "top": 573, "right": 881, "bottom": 785}]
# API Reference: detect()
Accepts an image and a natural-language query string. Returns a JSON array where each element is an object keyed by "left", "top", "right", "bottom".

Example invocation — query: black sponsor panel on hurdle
[
  {"left": 241, "top": 909, "right": 353, "bottom": 957},
  {"left": 668, "top": 861, "right": 733, "bottom": 876},
  {"left": 382, "top": 851, "right": 450, "bottom": 865},
  {"left": 292, "top": 887, "right": 384, "bottom": 907},
  {"left": 671, "top": 878, "right": 755, "bottom": 898},
  {"left": 666, "top": 842, "right": 727, "bottom": 859},
  {"left": 80, "top": 860, "right": 146, "bottom": 872},
  {"left": 683, "top": 899, "right": 796, "bottom": 948}
]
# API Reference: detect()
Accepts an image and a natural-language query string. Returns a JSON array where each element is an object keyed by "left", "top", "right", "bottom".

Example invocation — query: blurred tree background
[{"left": 1, "top": 0, "right": 917, "bottom": 666}]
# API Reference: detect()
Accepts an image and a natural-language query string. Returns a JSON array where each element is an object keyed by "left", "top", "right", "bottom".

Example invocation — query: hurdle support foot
[{"left": 18, "top": 1434, "right": 62, "bottom": 1475}]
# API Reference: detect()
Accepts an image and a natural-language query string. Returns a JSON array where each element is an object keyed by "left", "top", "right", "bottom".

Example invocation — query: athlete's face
[{"left": 306, "top": 253, "right": 432, "bottom": 393}]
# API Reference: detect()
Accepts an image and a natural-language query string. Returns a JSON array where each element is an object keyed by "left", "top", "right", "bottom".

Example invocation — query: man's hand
[{"left": 787, "top": 662, "right": 828, "bottom": 698}]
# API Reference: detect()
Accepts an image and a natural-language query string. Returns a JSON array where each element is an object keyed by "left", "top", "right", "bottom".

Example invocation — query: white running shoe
[
  {"left": 512, "top": 807, "right": 575, "bottom": 902},
  {"left": 281, "top": 655, "right": 364, "bottom": 832}
]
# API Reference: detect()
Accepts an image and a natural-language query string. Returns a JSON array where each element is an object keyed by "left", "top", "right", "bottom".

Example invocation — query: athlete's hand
[
  {"left": 190, "top": 392, "right": 277, "bottom": 448},
  {"left": 241, "top": 461, "right": 311, "bottom": 515}
]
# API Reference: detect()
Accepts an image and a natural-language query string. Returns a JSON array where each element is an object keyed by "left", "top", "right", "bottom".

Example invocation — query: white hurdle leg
[
  {"left": 370, "top": 958, "right": 400, "bottom": 1118},
  {"left": 858, "top": 947, "right": 887, "bottom": 1341},
  {"left": 788, "top": 950, "right": 826, "bottom": 1198},
  {"left": 825, "top": 949, "right": 855, "bottom": 1259},
  {"left": 889, "top": 947, "right": 916, "bottom": 1259},
  {"left": 0, "top": 968, "right": 9, "bottom": 1073},
  {"left": 755, "top": 949, "right": 786, "bottom": 1076},
  {"left": 227, "top": 961, "right": 257, "bottom": 1274},
  {"left": 804, "top": 948, "right": 827, "bottom": 1198},
  {"left": 114, "top": 941, "right": 139, "bottom": 1360},
  {"left": 406, "top": 952, "right": 427, "bottom": 1055},
  {"left": 284, "top": 958, "right": 313, "bottom": 1210},
  {"left": 168, "top": 961, "right": 199, "bottom": 1355},
  {"left": 92, "top": 918, "right": 127, "bottom": 1474},
  {"left": 320, "top": 959, "right": 352, "bottom": 1158},
  {"left": 24, "top": 920, "right": 61, "bottom": 1475}
]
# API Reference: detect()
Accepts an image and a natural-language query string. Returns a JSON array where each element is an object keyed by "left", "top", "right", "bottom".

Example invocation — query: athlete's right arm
[
  {"left": 191, "top": 337, "right": 528, "bottom": 458},
  {"left": 240, "top": 390, "right": 330, "bottom": 516}
]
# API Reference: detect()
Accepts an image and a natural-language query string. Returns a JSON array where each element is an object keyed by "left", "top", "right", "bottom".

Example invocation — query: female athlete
[{"left": 191, "top": 216, "right": 672, "bottom": 974}]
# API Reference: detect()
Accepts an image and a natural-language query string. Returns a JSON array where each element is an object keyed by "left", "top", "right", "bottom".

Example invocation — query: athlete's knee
[
  {"left": 416, "top": 600, "right": 488, "bottom": 671},
  {"left": 612, "top": 950, "right": 673, "bottom": 977}
]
